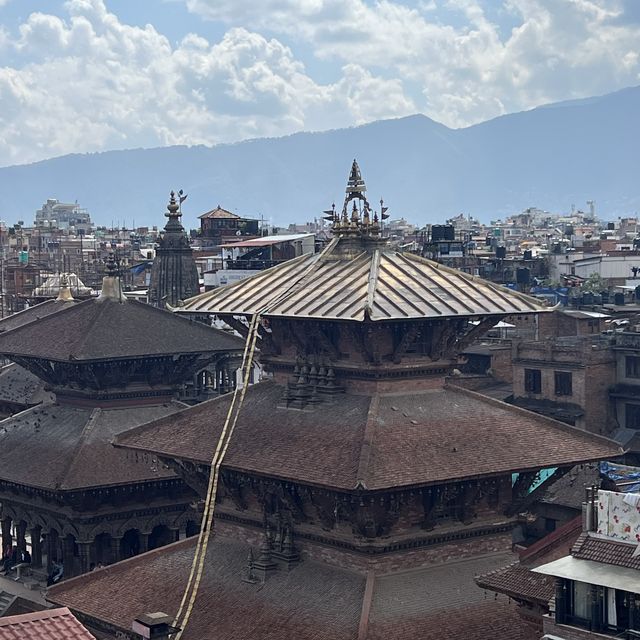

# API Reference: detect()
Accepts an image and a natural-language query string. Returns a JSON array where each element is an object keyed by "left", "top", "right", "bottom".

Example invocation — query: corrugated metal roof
[{"left": 179, "top": 241, "right": 548, "bottom": 321}]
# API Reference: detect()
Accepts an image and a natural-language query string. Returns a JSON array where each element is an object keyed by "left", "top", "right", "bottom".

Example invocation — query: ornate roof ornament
[
  {"left": 325, "top": 160, "right": 382, "bottom": 239},
  {"left": 56, "top": 273, "right": 74, "bottom": 303},
  {"left": 99, "top": 253, "right": 126, "bottom": 302}
]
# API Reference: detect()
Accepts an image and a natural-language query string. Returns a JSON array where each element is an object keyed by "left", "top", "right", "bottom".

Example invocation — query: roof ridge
[
  {"left": 355, "top": 394, "right": 379, "bottom": 490},
  {"left": 56, "top": 407, "right": 101, "bottom": 489},
  {"left": 445, "top": 382, "right": 625, "bottom": 453}
]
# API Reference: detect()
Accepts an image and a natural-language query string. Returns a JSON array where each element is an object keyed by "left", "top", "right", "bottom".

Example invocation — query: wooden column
[
  {"left": 110, "top": 537, "right": 121, "bottom": 564},
  {"left": 16, "top": 521, "right": 27, "bottom": 553},
  {"left": 30, "top": 526, "right": 42, "bottom": 568},
  {"left": 47, "top": 530, "right": 59, "bottom": 572},
  {"left": 139, "top": 533, "right": 149, "bottom": 554},
  {"left": 62, "top": 537, "right": 76, "bottom": 578},
  {"left": 1, "top": 516, "right": 12, "bottom": 552},
  {"left": 77, "top": 542, "right": 92, "bottom": 574}
]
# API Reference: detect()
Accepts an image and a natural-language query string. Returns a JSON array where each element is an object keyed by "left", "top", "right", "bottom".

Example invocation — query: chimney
[{"left": 131, "top": 612, "right": 177, "bottom": 640}]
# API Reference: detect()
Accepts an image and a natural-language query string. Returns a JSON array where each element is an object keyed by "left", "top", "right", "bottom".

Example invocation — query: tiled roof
[
  {"left": 0, "top": 297, "right": 244, "bottom": 361},
  {"left": 49, "top": 533, "right": 533, "bottom": 640},
  {"left": 198, "top": 206, "right": 240, "bottom": 219},
  {"left": 0, "top": 606, "right": 95, "bottom": 639},
  {"left": 178, "top": 240, "right": 548, "bottom": 321},
  {"left": 0, "top": 299, "right": 76, "bottom": 333},
  {"left": 475, "top": 563, "right": 554, "bottom": 604},
  {"left": 49, "top": 535, "right": 365, "bottom": 640},
  {"left": 572, "top": 533, "right": 640, "bottom": 570},
  {"left": 540, "top": 464, "right": 601, "bottom": 509},
  {"left": 116, "top": 381, "right": 621, "bottom": 491},
  {"left": 366, "top": 600, "right": 535, "bottom": 640},
  {"left": 0, "top": 402, "right": 183, "bottom": 490},
  {"left": 0, "top": 364, "right": 52, "bottom": 406}
]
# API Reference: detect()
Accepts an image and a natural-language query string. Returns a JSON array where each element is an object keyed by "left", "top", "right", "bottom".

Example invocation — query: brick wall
[{"left": 216, "top": 519, "right": 512, "bottom": 574}]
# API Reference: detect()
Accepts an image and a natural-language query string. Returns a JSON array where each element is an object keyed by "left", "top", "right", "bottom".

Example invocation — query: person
[{"left": 46, "top": 560, "right": 63, "bottom": 586}]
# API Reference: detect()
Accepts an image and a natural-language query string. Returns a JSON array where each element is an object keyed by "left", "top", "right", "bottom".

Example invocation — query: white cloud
[
  {"left": 1, "top": 0, "right": 640, "bottom": 165},
  {"left": 186, "top": 0, "right": 640, "bottom": 127},
  {"left": 0, "top": 0, "right": 415, "bottom": 165}
]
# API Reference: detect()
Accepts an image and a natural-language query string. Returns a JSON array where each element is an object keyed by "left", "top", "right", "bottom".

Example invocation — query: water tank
[
  {"left": 523, "top": 250, "right": 533, "bottom": 260},
  {"left": 582, "top": 293, "right": 594, "bottom": 305},
  {"left": 516, "top": 268, "right": 530, "bottom": 284},
  {"left": 601, "top": 291, "right": 609, "bottom": 304},
  {"left": 495, "top": 246, "right": 507, "bottom": 259},
  {"left": 431, "top": 225, "right": 455, "bottom": 242},
  {"left": 614, "top": 292, "right": 625, "bottom": 305},
  {"left": 607, "top": 222, "right": 615, "bottom": 230}
]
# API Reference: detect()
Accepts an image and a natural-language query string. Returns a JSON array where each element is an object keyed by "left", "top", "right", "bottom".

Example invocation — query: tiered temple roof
[{"left": 48, "top": 162, "right": 622, "bottom": 639}]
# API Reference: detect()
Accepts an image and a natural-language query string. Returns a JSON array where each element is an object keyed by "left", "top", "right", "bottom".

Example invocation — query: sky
[{"left": 0, "top": 0, "right": 639, "bottom": 168}]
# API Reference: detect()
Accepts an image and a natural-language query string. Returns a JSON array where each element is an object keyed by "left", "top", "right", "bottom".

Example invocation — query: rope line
[{"left": 172, "top": 237, "right": 339, "bottom": 638}]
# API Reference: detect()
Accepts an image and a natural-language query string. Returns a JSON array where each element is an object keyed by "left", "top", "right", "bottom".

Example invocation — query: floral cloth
[{"left": 597, "top": 489, "right": 640, "bottom": 542}]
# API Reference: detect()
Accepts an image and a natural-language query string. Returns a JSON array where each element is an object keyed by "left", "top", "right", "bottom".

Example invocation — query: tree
[{"left": 581, "top": 272, "right": 607, "bottom": 294}]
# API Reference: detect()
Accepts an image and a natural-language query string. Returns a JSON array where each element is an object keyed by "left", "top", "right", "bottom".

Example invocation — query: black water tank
[
  {"left": 523, "top": 250, "right": 533, "bottom": 260},
  {"left": 432, "top": 225, "right": 455, "bottom": 242},
  {"left": 614, "top": 292, "right": 625, "bottom": 305},
  {"left": 601, "top": 291, "right": 609, "bottom": 304},
  {"left": 516, "top": 268, "right": 530, "bottom": 284},
  {"left": 582, "top": 293, "right": 594, "bottom": 305},
  {"left": 607, "top": 222, "right": 615, "bottom": 230},
  {"left": 496, "top": 246, "right": 507, "bottom": 259}
]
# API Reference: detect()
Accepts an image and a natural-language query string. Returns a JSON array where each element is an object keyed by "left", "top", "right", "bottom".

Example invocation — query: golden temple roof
[
  {"left": 178, "top": 245, "right": 546, "bottom": 321},
  {"left": 179, "top": 160, "right": 549, "bottom": 321}
]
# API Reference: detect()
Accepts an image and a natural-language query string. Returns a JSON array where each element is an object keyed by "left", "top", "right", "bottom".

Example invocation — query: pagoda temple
[
  {"left": 0, "top": 257, "right": 243, "bottom": 580},
  {"left": 148, "top": 191, "right": 199, "bottom": 308},
  {"left": 48, "top": 163, "right": 622, "bottom": 639}
]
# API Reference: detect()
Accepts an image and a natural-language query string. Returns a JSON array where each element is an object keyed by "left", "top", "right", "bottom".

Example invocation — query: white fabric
[
  {"left": 597, "top": 490, "right": 640, "bottom": 542},
  {"left": 607, "top": 588, "right": 617, "bottom": 627}
]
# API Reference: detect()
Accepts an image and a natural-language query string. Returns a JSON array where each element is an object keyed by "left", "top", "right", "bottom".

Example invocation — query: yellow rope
[
  {"left": 172, "top": 237, "right": 339, "bottom": 638},
  {"left": 173, "top": 314, "right": 260, "bottom": 637}
]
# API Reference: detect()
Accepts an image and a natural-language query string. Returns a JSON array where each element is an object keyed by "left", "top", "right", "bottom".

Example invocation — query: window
[
  {"left": 524, "top": 368, "right": 541, "bottom": 394},
  {"left": 554, "top": 371, "right": 572, "bottom": 396},
  {"left": 626, "top": 355, "right": 640, "bottom": 378},
  {"left": 626, "top": 404, "right": 640, "bottom": 429},
  {"left": 571, "top": 580, "right": 591, "bottom": 621}
]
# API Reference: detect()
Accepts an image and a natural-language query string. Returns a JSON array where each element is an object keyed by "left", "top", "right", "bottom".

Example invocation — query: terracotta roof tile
[
  {"left": 0, "top": 298, "right": 243, "bottom": 362},
  {"left": 50, "top": 536, "right": 534, "bottom": 640},
  {"left": 0, "top": 402, "right": 183, "bottom": 490},
  {"left": 0, "top": 606, "right": 95, "bottom": 639},
  {"left": 475, "top": 563, "right": 554, "bottom": 604},
  {"left": 572, "top": 533, "right": 640, "bottom": 570},
  {"left": 0, "top": 299, "right": 76, "bottom": 333},
  {"left": 49, "top": 536, "right": 365, "bottom": 640},
  {"left": 0, "top": 364, "right": 52, "bottom": 406},
  {"left": 116, "top": 381, "right": 622, "bottom": 490}
]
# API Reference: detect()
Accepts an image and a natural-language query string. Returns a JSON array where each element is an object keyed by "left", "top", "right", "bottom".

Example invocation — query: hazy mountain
[{"left": 1, "top": 86, "right": 639, "bottom": 229}]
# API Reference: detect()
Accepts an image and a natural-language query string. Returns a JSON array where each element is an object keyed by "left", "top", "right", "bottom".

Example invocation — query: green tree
[{"left": 582, "top": 272, "right": 607, "bottom": 294}]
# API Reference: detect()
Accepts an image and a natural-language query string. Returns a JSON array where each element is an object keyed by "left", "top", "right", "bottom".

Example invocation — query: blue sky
[{"left": 0, "top": 0, "right": 638, "bottom": 167}]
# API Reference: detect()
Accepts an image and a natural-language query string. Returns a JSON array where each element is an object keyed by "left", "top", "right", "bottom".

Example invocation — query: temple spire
[
  {"left": 329, "top": 159, "right": 383, "bottom": 240},
  {"left": 148, "top": 190, "right": 199, "bottom": 308},
  {"left": 98, "top": 253, "right": 126, "bottom": 303},
  {"left": 56, "top": 273, "right": 74, "bottom": 302}
]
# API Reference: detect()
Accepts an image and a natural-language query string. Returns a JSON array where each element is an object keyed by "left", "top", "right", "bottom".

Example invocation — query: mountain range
[{"left": 1, "top": 85, "right": 639, "bottom": 229}]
